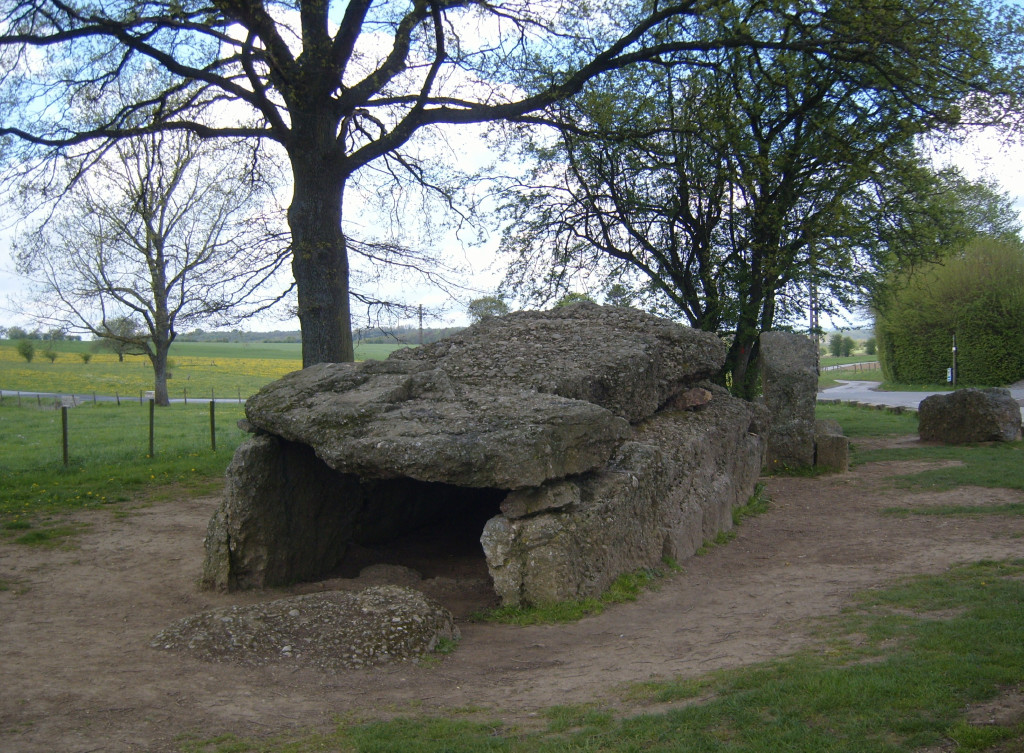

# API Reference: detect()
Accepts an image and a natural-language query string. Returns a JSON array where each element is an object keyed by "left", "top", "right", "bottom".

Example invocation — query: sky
[{"left": 2, "top": 125, "right": 1024, "bottom": 336}]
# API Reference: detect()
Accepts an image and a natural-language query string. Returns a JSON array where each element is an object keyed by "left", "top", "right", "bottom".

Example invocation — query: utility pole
[{"left": 418, "top": 304, "right": 424, "bottom": 346}]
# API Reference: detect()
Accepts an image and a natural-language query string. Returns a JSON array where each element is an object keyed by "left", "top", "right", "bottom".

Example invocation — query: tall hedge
[{"left": 876, "top": 238, "right": 1024, "bottom": 386}]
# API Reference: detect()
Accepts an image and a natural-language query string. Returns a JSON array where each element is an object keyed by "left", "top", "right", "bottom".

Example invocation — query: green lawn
[{"left": 0, "top": 400, "right": 249, "bottom": 537}]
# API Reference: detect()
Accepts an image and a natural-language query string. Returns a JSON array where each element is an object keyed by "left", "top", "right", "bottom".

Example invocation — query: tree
[
  {"left": 864, "top": 338, "right": 877, "bottom": 356},
  {"left": 554, "top": 292, "right": 597, "bottom": 308},
  {"left": 0, "top": 0, "right": 985, "bottom": 369},
  {"left": 41, "top": 346, "right": 58, "bottom": 363},
  {"left": 15, "top": 132, "right": 288, "bottom": 405},
  {"left": 92, "top": 317, "right": 148, "bottom": 363},
  {"left": 876, "top": 236, "right": 1024, "bottom": 385},
  {"left": 79, "top": 352, "right": 92, "bottom": 364},
  {"left": 16, "top": 339, "right": 34, "bottom": 362},
  {"left": 466, "top": 297, "right": 510, "bottom": 324},
  {"left": 498, "top": 0, "right": 1021, "bottom": 395},
  {"left": 828, "top": 334, "right": 845, "bottom": 358}
]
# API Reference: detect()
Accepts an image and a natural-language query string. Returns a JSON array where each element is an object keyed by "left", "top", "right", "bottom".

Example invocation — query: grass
[
  {"left": 0, "top": 340, "right": 407, "bottom": 399},
  {"left": 0, "top": 400, "right": 248, "bottom": 533},
  {"left": 819, "top": 403, "right": 1024, "bottom": 514},
  {"left": 815, "top": 403, "right": 919, "bottom": 437},
  {"left": 856, "top": 441, "right": 1024, "bottom": 493},
  {"left": 179, "top": 559, "right": 1024, "bottom": 753}
]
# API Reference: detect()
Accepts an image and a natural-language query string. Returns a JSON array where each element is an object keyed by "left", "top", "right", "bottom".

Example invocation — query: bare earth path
[{"left": 2, "top": 440, "right": 1023, "bottom": 752}]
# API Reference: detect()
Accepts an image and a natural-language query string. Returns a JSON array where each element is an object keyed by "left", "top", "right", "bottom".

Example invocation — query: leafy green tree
[
  {"left": 92, "top": 317, "right": 147, "bottom": 363},
  {"left": 41, "top": 347, "right": 58, "bottom": 363},
  {"left": 78, "top": 352, "right": 92, "bottom": 364},
  {"left": 864, "top": 338, "right": 877, "bottom": 356},
  {"left": 467, "top": 297, "right": 510, "bottom": 324},
  {"left": 498, "top": 0, "right": 1021, "bottom": 396},
  {"left": 603, "top": 284, "right": 635, "bottom": 308},
  {"left": 876, "top": 237, "right": 1024, "bottom": 386},
  {"left": 554, "top": 293, "right": 597, "bottom": 308},
  {"left": 16, "top": 339, "right": 34, "bottom": 363},
  {"left": 842, "top": 337, "right": 856, "bottom": 358},
  {"left": 4, "top": 0, "right": 1008, "bottom": 369},
  {"left": 828, "top": 334, "right": 845, "bottom": 358}
]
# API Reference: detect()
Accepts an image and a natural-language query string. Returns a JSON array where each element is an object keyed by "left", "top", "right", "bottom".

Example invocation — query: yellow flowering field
[{"left": 0, "top": 342, "right": 301, "bottom": 399}]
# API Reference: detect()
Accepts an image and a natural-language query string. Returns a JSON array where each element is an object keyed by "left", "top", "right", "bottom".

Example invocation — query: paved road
[{"left": 819, "top": 379, "right": 1024, "bottom": 419}]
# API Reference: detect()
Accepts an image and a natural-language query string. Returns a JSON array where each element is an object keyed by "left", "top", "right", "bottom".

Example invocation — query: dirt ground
[{"left": 2, "top": 436, "right": 1023, "bottom": 753}]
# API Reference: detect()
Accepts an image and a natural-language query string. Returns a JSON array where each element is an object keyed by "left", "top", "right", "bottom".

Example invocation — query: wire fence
[{"left": 819, "top": 361, "right": 881, "bottom": 373}]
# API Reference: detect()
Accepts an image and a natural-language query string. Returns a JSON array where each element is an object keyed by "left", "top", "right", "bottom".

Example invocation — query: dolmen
[{"left": 201, "top": 303, "right": 766, "bottom": 606}]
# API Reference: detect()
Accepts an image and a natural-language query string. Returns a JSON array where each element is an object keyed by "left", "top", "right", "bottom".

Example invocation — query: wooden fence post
[
  {"left": 62, "top": 406, "right": 69, "bottom": 467},
  {"left": 209, "top": 400, "right": 216, "bottom": 452},
  {"left": 148, "top": 398, "right": 155, "bottom": 458}
]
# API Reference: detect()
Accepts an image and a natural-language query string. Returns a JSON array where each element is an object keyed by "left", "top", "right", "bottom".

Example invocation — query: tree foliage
[
  {"left": 6, "top": 0, "right": 1012, "bottom": 368},
  {"left": 876, "top": 236, "right": 1024, "bottom": 386},
  {"left": 91, "top": 316, "right": 149, "bottom": 362},
  {"left": 497, "top": 0, "right": 1023, "bottom": 395},
  {"left": 15, "top": 339, "right": 34, "bottom": 363},
  {"left": 15, "top": 132, "right": 288, "bottom": 404},
  {"left": 467, "top": 296, "right": 510, "bottom": 323}
]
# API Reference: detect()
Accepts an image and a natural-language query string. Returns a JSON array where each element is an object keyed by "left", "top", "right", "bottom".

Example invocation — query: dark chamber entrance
[{"left": 328, "top": 480, "right": 508, "bottom": 615}]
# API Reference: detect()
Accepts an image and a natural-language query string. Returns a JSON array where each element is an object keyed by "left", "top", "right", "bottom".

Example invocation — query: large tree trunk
[
  {"left": 288, "top": 149, "right": 353, "bottom": 367},
  {"left": 150, "top": 343, "right": 170, "bottom": 407}
]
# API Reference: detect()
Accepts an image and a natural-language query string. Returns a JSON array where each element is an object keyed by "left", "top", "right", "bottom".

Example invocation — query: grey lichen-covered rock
[
  {"left": 389, "top": 302, "right": 727, "bottom": 423},
  {"left": 919, "top": 388, "right": 1022, "bottom": 444},
  {"left": 243, "top": 303, "right": 725, "bottom": 488},
  {"left": 481, "top": 385, "right": 765, "bottom": 606},
  {"left": 813, "top": 418, "right": 849, "bottom": 473},
  {"left": 759, "top": 331, "right": 818, "bottom": 469},
  {"left": 201, "top": 434, "right": 362, "bottom": 591},
  {"left": 246, "top": 360, "right": 629, "bottom": 489},
  {"left": 152, "top": 586, "right": 458, "bottom": 669}
]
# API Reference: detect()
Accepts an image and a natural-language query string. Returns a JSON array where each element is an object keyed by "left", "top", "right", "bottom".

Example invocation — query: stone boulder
[
  {"left": 152, "top": 586, "right": 458, "bottom": 669},
  {"left": 814, "top": 418, "right": 849, "bottom": 472},
  {"left": 481, "top": 384, "right": 764, "bottom": 605},
  {"left": 918, "top": 388, "right": 1022, "bottom": 444},
  {"left": 759, "top": 331, "right": 818, "bottom": 469}
]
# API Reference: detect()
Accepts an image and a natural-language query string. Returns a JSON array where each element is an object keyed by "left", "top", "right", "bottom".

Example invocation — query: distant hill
[
  {"left": 178, "top": 324, "right": 467, "bottom": 346},
  {"left": 825, "top": 327, "right": 874, "bottom": 340}
]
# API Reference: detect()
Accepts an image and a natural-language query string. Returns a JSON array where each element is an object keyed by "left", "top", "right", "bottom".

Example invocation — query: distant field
[{"left": 0, "top": 340, "right": 409, "bottom": 398}]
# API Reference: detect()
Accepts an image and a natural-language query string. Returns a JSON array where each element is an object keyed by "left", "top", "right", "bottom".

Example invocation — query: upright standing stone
[{"left": 759, "top": 331, "right": 818, "bottom": 470}]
